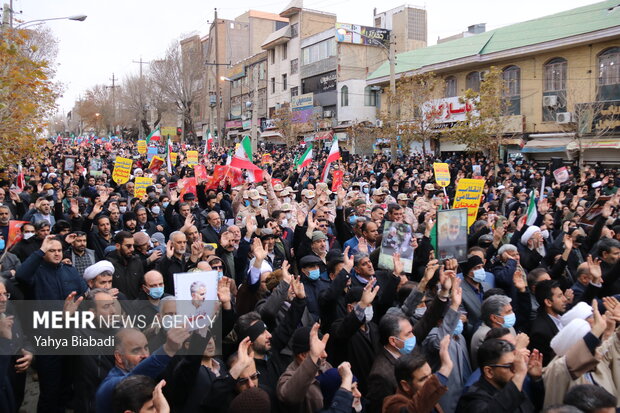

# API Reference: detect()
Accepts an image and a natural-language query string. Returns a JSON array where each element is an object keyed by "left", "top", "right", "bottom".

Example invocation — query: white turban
[
  {"left": 83, "top": 260, "right": 115, "bottom": 281},
  {"left": 521, "top": 226, "right": 540, "bottom": 245},
  {"left": 561, "top": 302, "right": 593, "bottom": 326},
  {"left": 550, "top": 318, "right": 591, "bottom": 357}
]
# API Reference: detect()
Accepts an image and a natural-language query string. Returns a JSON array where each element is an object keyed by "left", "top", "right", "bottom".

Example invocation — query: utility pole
[
  {"left": 388, "top": 34, "right": 397, "bottom": 160},
  {"left": 251, "top": 65, "right": 259, "bottom": 155},
  {"left": 133, "top": 57, "right": 149, "bottom": 139},
  {"left": 106, "top": 73, "right": 120, "bottom": 135},
  {"left": 214, "top": 8, "right": 222, "bottom": 146}
]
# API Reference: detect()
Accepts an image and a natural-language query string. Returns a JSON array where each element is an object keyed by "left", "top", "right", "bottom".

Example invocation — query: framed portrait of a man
[{"left": 436, "top": 208, "right": 468, "bottom": 262}]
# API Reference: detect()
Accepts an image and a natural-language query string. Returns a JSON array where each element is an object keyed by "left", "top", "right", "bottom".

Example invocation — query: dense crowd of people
[{"left": 0, "top": 139, "right": 620, "bottom": 413}]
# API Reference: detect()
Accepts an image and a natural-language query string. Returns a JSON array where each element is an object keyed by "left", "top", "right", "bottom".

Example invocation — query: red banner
[
  {"left": 194, "top": 164, "right": 208, "bottom": 183},
  {"left": 207, "top": 165, "right": 244, "bottom": 190},
  {"left": 148, "top": 156, "right": 164, "bottom": 174},
  {"left": 178, "top": 177, "right": 197, "bottom": 199},
  {"left": 331, "top": 170, "right": 344, "bottom": 192},
  {"left": 8, "top": 220, "right": 29, "bottom": 249}
]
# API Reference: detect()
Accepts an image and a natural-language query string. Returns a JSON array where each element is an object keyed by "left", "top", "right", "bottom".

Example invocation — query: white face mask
[
  {"left": 119, "top": 206, "right": 127, "bottom": 213},
  {"left": 251, "top": 200, "right": 260, "bottom": 208},
  {"left": 283, "top": 197, "right": 291, "bottom": 204},
  {"left": 23, "top": 232, "right": 35, "bottom": 240},
  {"left": 285, "top": 212, "right": 292, "bottom": 220},
  {"left": 151, "top": 206, "right": 161, "bottom": 215},
  {"left": 364, "top": 305, "right": 374, "bottom": 322},
  {"left": 281, "top": 218, "right": 289, "bottom": 227}
]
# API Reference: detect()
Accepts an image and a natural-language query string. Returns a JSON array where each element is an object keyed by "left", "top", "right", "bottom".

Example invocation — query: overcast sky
[{"left": 16, "top": 0, "right": 598, "bottom": 113}]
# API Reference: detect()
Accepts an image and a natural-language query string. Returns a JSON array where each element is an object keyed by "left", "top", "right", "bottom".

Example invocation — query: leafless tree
[{"left": 149, "top": 39, "right": 204, "bottom": 142}]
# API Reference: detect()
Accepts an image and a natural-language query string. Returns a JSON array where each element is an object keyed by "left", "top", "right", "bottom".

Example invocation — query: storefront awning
[
  {"left": 570, "top": 139, "right": 620, "bottom": 150},
  {"left": 521, "top": 138, "right": 573, "bottom": 153},
  {"left": 260, "top": 130, "right": 283, "bottom": 139}
]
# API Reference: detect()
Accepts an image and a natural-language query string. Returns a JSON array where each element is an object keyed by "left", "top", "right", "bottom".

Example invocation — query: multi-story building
[
  {"left": 373, "top": 5, "right": 427, "bottom": 52},
  {"left": 367, "top": 0, "right": 620, "bottom": 163},
  {"left": 223, "top": 52, "right": 268, "bottom": 140},
  {"left": 202, "top": 10, "right": 288, "bottom": 141}
]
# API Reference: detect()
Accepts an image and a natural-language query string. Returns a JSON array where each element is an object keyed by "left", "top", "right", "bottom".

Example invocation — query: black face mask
[{"left": 576, "top": 235, "right": 587, "bottom": 244}]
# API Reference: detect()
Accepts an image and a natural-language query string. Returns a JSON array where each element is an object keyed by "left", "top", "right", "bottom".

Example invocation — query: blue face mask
[
  {"left": 244, "top": 200, "right": 250, "bottom": 207},
  {"left": 148, "top": 287, "right": 164, "bottom": 299},
  {"left": 501, "top": 313, "right": 516, "bottom": 329},
  {"left": 348, "top": 215, "right": 357, "bottom": 225},
  {"left": 217, "top": 271, "right": 224, "bottom": 281},
  {"left": 0, "top": 239, "right": 4, "bottom": 251},
  {"left": 472, "top": 268, "right": 486, "bottom": 283},
  {"left": 162, "top": 202, "right": 170, "bottom": 209},
  {"left": 453, "top": 319, "right": 464, "bottom": 336},
  {"left": 396, "top": 336, "right": 416, "bottom": 355},
  {"left": 307, "top": 268, "right": 321, "bottom": 281}
]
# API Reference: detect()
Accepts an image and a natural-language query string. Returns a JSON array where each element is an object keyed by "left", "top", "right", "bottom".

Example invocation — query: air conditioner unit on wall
[
  {"left": 543, "top": 95, "right": 558, "bottom": 107},
  {"left": 323, "top": 110, "right": 333, "bottom": 118},
  {"left": 556, "top": 112, "right": 573, "bottom": 124}
]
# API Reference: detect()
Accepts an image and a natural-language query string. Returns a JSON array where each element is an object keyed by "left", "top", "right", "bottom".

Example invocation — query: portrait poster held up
[
  {"left": 453, "top": 178, "right": 485, "bottom": 230},
  {"left": 173, "top": 271, "right": 219, "bottom": 333},
  {"left": 378, "top": 221, "right": 414, "bottom": 273},
  {"left": 436, "top": 208, "right": 468, "bottom": 262}
]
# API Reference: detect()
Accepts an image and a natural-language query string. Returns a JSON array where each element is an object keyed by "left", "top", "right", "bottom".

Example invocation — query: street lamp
[{"left": 14, "top": 14, "right": 87, "bottom": 29}]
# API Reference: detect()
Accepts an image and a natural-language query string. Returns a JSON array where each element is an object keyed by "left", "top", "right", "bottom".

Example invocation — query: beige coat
[{"left": 543, "top": 327, "right": 620, "bottom": 407}]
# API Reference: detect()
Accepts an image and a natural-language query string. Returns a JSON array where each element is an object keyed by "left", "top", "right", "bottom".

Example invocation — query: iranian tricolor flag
[
  {"left": 206, "top": 131, "right": 214, "bottom": 153},
  {"left": 230, "top": 136, "right": 263, "bottom": 181},
  {"left": 16, "top": 164, "right": 25, "bottom": 190},
  {"left": 296, "top": 144, "right": 313, "bottom": 169},
  {"left": 526, "top": 176, "right": 545, "bottom": 226},
  {"left": 166, "top": 136, "right": 173, "bottom": 174},
  {"left": 321, "top": 139, "right": 340, "bottom": 182},
  {"left": 146, "top": 127, "right": 161, "bottom": 145}
]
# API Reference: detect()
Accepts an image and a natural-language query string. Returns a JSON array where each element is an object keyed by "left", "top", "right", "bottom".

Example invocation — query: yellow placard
[
  {"left": 137, "top": 140, "right": 147, "bottom": 154},
  {"left": 433, "top": 163, "right": 451, "bottom": 187},
  {"left": 452, "top": 178, "right": 485, "bottom": 229},
  {"left": 187, "top": 150, "right": 199, "bottom": 166},
  {"left": 112, "top": 157, "right": 133, "bottom": 185},
  {"left": 134, "top": 177, "right": 153, "bottom": 198},
  {"left": 170, "top": 152, "right": 178, "bottom": 165}
]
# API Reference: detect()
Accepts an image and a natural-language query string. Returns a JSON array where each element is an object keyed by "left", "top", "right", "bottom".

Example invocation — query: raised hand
[
  {"left": 246, "top": 217, "right": 257, "bottom": 237},
  {"left": 450, "top": 276, "right": 462, "bottom": 310},
  {"left": 590, "top": 300, "right": 607, "bottom": 338},
  {"left": 217, "top": 277, "right": 232, "bottom": 309},
  {"left": 281, "top": 260, "right": 292, "bottom": 284},
  {"left": 337, "top": 361, "right": 353, "bottom": 390},
  {"left": 513, "top": 268, "right": 527, "bottom": 293},
  {"left": 515, "top": 332, "right": 530, "bottom": 350},
  {"left": 358, "top": 237, "right": 369, "bottom": 255},
  {"left": 165, "top": 240, "right": 175, "bottom": 259},
  {"left": 163, "top": 327, "right": 191, "bottom": 356},
  {"left": 63, "top": 291, "right": 84, "bottom": 316},
  {"left": 40, "top": 235, "right": 58, "bottom": 254},
  {"left": 291, "top": 275, "right": 306, "bottom": 299},
  {"left": 152, "top": 380, "right": 170, "bottom": 413},
  {"left": 603, "top": 296, "right": 620, "bottom": 323},
  {"left": 309, "top": 323, "right": 329, "bottom": 363},
  {"left": 527, "top": 349, "right": 543, "bottom": 379},
  {"left": 359, "top": 277, "right": 380, "bottom": 308},
  {"left": 252, "top": 237, "right": 267, "bottom": 262},
  {"left": 586, "top": 255, "right": 603, "bottom": 284},
  {"left": 342, "top": 246, "right": 354, "bottom": 273}
]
